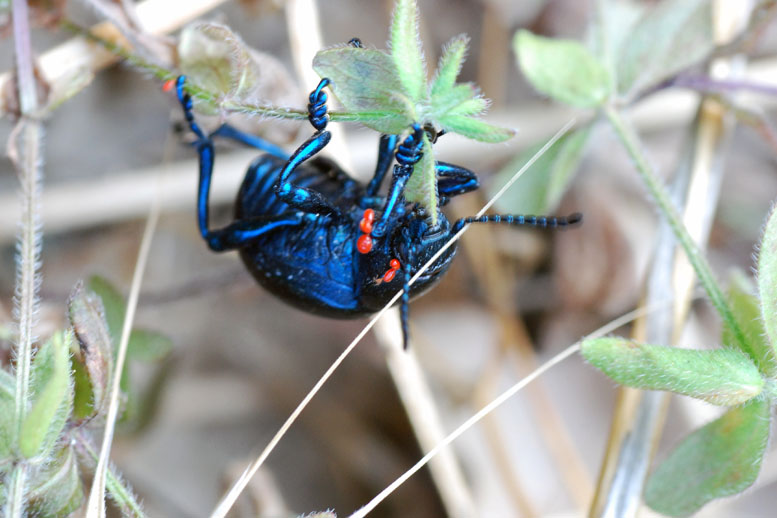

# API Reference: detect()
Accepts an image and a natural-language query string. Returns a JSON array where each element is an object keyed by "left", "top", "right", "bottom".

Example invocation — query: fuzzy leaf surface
[
  {"left": 615, "top": 0, "right": 714, "bottom": 97},
  {"left": 21, "top": 332, "right": 74, "bottom": 459},
  {"left": 313, "top": 47, "right": 412, "bottom": 134},
  {"left": 726, "top": 271, "right": 777, "bottom": 377},
  {"left": 28, "top": 445, "right": 84, "bottom": 517},
  {"left": 758, "top": 204, "right": 777, "bottom": 367},
  {"left": 391, "top": 0, "right": 426, "bottom": 101},
  {"left": 514, "top": 30, "right": 611, "bottom": 108},
  {"left": 430, "top": 35, "right": 469, "bottom": 97},
  {"left": 0, "top": 368, "right": 13, "bottom": 464},
  {"left": 582, "top": 338, "right": 764, "bottom": 405},
  {"left": 437, "top": 115, "right": 514, "bottom": 143},
  {"left": 645, "top": 399, "right": 771, "bottom": 517}
]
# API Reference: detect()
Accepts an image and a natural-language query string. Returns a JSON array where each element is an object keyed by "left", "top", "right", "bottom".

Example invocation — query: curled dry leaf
[
  {"left": 68, "top": 281, "right": 114, "bottom": 420},
  {"left": 178, "top": 22, "right": 301, "bottom": 142}
]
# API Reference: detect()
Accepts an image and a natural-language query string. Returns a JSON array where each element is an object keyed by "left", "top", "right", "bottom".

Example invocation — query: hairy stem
[
  {"left": 74, "top": 429, "right": 146, "bottom": 518},
  {"left": 5, "top": 464, "right": 27, "bottom": 518},
  {"left": 8, "top": 0, "right": 45, "bottom": 515},
  {"left": 603, "top": 105, "right": 750, "bottom": 358}
]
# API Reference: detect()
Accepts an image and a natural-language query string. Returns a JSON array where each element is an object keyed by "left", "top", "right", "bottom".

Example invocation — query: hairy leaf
[
  {"left": 28, "top": 445, "right": 84, "bottom": 517},
  {"left": 0, "top": 369, "right": 13, "bottom": 464},
  {"left": 313, "top": 47, "right": 413, "bottom": 134},
  {"left": 390, "top": 0, "right": 426, "bottom": 101},
  {"left": 21, "top": 332, "right": 74, "bottom": 459},
  {"left": 645, "top": 399, "right": 771, "bottom": 517},
  {"left": 514, "top": 30, "right": 611, "bottom": 108},
  {"left": 430, "top": 35, "right": 469, "bottom": 97},
  {"left": 727, "top": 271, "right": 777, "bottom": 377},
  {"left": 438, "top": 115, "right": 514, "bottom": 143},
  {"left": 616, "top": 0, "right": 714, "bottom": 97},
  {"left": 582, "top": 338, "right": 764, "bottom": 405}
]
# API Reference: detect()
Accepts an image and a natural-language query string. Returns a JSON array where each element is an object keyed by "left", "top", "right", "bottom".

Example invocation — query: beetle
[{"left": 174, "top": 71, "right": 581, "bottom": 348}]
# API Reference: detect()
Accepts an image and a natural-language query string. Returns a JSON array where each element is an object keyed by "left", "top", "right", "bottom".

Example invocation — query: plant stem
[
  {"left": 5, "top": 463, "right": 27, "bottom": 518},
  {"left": 74, "top": 429, "right": 146, "bottom": 518},
  {"left": 603, "top": 105, "right": 750, "bottom": 358},
  {"left": 8, "top": 0, "right": 45, "bottom": 515}
]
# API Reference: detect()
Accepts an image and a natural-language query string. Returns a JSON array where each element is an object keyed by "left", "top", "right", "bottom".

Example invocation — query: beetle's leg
[
  {"left": 175, "top": 77, "right": 308, "bottom": 250},
  {"left": 271, "top": 78, "right": 344, "bottom": 217},
  {"left": 364, "top": 134, "right": 400, "bottom": 198},
  {"left": 210, "top": 124, "right": 289, "bottom": 159},
  {"left": 436, "top": 162, "right": 480, "bottom": 206},
  {"left": 450, "top": 212, "right": 583, "bottom": 234},
  {"left": 371, "top": 124, "right": 425, "bottom": 238},
  {"left": 205, "top": 214, "right": 307, "bottom": 251}
]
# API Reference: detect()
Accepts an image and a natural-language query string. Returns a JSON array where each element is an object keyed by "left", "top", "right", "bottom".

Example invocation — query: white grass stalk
[
  {"left": 348, "top": 304, "right": 658, "bottom": 518},
  {"left": 210, "top": 118, "right": 577, "bottom": 518},
  {"left": 85, "top": 190, "right": 161, "bottom": 518}
]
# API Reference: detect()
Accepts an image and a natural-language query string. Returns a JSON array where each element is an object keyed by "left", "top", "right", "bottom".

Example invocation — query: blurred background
[{"left": 1, "top": 0, "right": 776, "bottom": 516}]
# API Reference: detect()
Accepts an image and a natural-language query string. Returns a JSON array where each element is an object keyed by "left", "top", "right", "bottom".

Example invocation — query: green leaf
[
  {"left": 429, "top": 83, "right": 480, "bottom": 118},
  {"left": 21, "top": 332, "right": 74, "bottom": 459},
  {"left": 68, "top": 281, "right": 115, "bottom": 419},
  {"left": 726, "top": 271, "right": 777, "bottom": 377},
  {"left": 128, "top": 329, "right": 173, "bottom": 363},
  {"left": 492, "top": 126, "right": 591, "bottom": 214},
  {"left": 390, "top": 0, "right": 427, "bottom": 101},
  {"left": 437, "top": 114, "right": 515, "bottom": 143},
  {"left": 0, "top": 370, "right": 14, "bottom": 465},
  {"left": 0, "top": 367, "right": 14, "bottom": 398},
  {"left": 313, "top": 47, "right": 413, "bottom": 134},
  {"left": 758, "top": 203, "right": 777, "bottom": 367},
  {"left": 514, "top": 30, "right": 611, "bottom": 108},
  {"left": 616, "top": 0, "right": 714, "bottom": 98},
  {"left": 28, "top": 445, "right": 84, "bottom": 518},
  {"left": 582, "top": 338, "right": 765, "bottom": 406},
  {"left": 430, "top": 35, "right": 469, "bottom": 97},
  {"left": 178, "top": 23, "right": 262, "bottom": 113},
  {"left": 405, "top": 133, "right": 438, "bottom": 225},
  {"left": 645, "top": 399, "right": 771, "bottom": 517}
]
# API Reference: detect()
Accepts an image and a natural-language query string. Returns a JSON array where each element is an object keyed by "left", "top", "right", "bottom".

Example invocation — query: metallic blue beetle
[{"left": 175, "top": 69, "right": 580, "bottom": 348}]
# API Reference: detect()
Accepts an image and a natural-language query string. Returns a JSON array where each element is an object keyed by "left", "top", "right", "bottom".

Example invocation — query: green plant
[{"left": 511, "top": 0, "right": 777, "bottom": 515}]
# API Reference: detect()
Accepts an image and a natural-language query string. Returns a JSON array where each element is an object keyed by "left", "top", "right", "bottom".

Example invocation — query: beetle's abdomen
[{"left": 234, "top": 156, "right": 368, "bottom": 317}]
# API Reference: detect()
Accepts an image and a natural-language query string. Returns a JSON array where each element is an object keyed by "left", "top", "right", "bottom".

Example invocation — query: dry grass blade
[
  {"left": 209, "top": 119, "right": 577, "bottom": 518},
  {"left": 348, "top": 303, "right": 663, "bottom": 518},
  {"left": 85, "top": 188, "right": 161, "bottom": 518}
]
